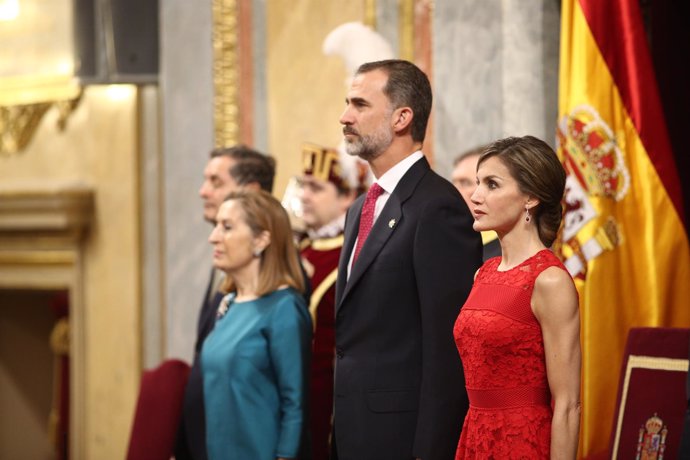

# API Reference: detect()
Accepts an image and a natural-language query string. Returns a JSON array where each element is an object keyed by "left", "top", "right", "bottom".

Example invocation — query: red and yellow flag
[{"left": 556, "top": 0, "right": 690, "bottom": 457}]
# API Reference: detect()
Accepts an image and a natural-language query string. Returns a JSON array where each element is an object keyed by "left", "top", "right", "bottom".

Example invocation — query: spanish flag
[{"left": 556, "top": 0, "right": 690, "bottom": 458}]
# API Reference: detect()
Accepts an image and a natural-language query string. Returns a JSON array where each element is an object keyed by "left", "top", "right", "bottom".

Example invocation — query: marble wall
[
  {"left": 433, "top": 0, "right": 560, "bottom": 177},
  {"left": 160, "top": 0, "right": 215, "bottom": 362}
]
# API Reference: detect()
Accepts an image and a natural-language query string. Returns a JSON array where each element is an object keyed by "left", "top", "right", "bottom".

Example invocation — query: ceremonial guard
[{"left": 298, "top": 143, "right": 367, "bottom": 460}]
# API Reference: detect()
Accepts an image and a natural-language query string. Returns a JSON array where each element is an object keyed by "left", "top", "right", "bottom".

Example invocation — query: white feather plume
[{"left": 322, "top": 21, "right": 395, "bottom": 85}]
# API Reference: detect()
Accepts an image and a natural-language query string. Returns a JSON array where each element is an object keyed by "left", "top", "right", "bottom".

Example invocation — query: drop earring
[{"left": 525, "top": 207, "right": 531, "bottom": 223}]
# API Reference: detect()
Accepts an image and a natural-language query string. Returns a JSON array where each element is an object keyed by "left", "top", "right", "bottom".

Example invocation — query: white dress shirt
[{"left": 347, "top": 151, "right": 424, "bottom": 278}]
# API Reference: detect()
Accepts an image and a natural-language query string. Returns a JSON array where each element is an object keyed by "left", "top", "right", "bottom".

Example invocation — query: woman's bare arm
[{"left": 533, "top": 266, "right": 581, "bottom": 460}]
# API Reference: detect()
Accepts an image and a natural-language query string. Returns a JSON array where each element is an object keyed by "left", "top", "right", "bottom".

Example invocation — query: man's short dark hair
[
  {"left": 453, "top": 144, "right": 488, "bottom": 167},
  {"left": 356, "top": 59, "right": 432, "bottom": 143},
  {"left": 210, "top": 145, "right": 276, "bottom": 192}
]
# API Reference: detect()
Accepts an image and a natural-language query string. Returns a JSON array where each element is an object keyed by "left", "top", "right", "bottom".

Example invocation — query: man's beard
[{"left": 343, "top": 124, "right": 393, "bottom": 161}]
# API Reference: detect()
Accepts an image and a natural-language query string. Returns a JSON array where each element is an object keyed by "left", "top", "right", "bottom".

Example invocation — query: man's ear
[{"left": 392, "top": 107, "right": 413, "bottom": 133}]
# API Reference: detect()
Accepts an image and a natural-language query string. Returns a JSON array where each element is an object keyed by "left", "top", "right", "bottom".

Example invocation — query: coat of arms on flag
[{"left": 556, "top": 104, "right": 629, "bottom": 279}]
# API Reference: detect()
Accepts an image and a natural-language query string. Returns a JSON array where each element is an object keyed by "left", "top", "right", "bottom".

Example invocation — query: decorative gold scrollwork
[
  {"left": 0, "top": 90, "right": 83, "bottom": 156},
  {"left": 0, "top": 103, "right": 50, "bottom": 155}
]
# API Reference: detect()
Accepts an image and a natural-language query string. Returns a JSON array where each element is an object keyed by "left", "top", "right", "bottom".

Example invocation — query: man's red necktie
[{"left": 352, "top": 183, "right": 384, "bottom": 265}]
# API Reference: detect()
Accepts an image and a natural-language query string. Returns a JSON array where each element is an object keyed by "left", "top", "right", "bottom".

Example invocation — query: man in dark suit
[
  {"left": 175, "top": 145, "right": 276, "bottom": 460},
  {"left": 332, "top": 59, "right": 483, "bottom": 460}
]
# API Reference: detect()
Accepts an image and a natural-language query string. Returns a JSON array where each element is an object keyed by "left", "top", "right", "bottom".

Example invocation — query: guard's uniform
[
  {"left": 296, "top": 142, "right": 368, "bottom": 460},
  {"left": 300, "top": 234, "right": 343, "bottom": 460}
]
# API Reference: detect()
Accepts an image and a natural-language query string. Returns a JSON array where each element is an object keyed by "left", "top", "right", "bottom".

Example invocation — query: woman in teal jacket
[{"left": 202, "top": 190, "right": 311, "bottom": 460}]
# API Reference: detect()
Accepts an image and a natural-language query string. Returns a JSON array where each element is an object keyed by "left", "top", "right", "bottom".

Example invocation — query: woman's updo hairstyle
[{"left": 477, "top": 136, "right": 566, "bottom": 247}]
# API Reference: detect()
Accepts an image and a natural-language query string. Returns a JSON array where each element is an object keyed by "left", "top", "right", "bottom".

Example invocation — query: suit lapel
[
  {"left": 335, "top": 196, "right": 363, "bottom": 305},
  {"left": 336, "top": 157, "right": 430, "bottom": 312}
]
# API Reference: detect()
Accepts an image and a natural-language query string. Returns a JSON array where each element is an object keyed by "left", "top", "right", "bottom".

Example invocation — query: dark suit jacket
[
  {"left": 175, "top": 270, "right": 223, "bottom": 460},
  {"left": 333, "top": 157, "right": 483, "bottom": 460}
]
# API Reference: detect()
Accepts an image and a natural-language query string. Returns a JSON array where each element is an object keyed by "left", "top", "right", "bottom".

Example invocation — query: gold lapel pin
[{"left": 388, "top": 219, "right": 396, "bottom": 228}]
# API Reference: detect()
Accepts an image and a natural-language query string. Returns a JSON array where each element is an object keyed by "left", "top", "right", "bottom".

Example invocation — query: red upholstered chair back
[
  {"left": 609, "top": 327, "right": 690, "bottom": 459},
  {"left": 127, "top": 359, "right": 191, "bottom": 460}
]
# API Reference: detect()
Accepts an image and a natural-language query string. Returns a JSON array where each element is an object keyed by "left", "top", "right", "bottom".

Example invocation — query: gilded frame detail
[{"left": 212, "top": 0, "right": 240, "bottom": 147}]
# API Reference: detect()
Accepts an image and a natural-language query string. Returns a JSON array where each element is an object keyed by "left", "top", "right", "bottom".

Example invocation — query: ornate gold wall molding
[
  {"left": 212, "top": 0, "right": 240, "bottom": 147},
  {"left": 0, "top": 103, "right": 51, "bottom": 155},
  {"left": 0, "top": 91, "right": 83, "bottom": 156},
  {"left": 0, "top": 185, "right": 94, "bottom": 233}
]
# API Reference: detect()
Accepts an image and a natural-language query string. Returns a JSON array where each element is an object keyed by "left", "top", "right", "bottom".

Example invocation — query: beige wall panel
[
  {"left": 266, "top": 0, "right": 364, "bottom": 198},
  {"left": 0, "top": 85, "right": 141, "bottom": 459}
]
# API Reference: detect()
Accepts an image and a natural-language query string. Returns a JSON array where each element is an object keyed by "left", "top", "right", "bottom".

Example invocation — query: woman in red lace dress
[{"left": 454, "top": 136, "right": 581, "bottom": 459}]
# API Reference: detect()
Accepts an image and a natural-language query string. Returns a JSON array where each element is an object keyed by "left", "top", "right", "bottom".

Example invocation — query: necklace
[{"left": 216, "top": 293, "right": 236, "bottom": 319}]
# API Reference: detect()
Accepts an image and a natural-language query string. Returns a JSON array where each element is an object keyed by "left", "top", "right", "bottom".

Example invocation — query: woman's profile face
[
  {"left": 470, "top": 156, "right": 530, "bottom": 234},
  {"left": 208, "top": 200, "right": 260, "bottom": 274}
]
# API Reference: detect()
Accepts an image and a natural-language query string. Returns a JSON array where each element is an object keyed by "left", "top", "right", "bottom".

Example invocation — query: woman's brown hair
[
  {"left": 478, "top": 136, "right": 566, "bottom": 247},
  {"left": 220, "top": 190, "right": 305, "bottom": 296}
]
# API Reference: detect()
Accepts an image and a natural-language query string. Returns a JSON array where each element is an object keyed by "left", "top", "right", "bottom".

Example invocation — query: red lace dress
[{"left": 454, "top": 249, "right": 565, "bottom": 459}]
